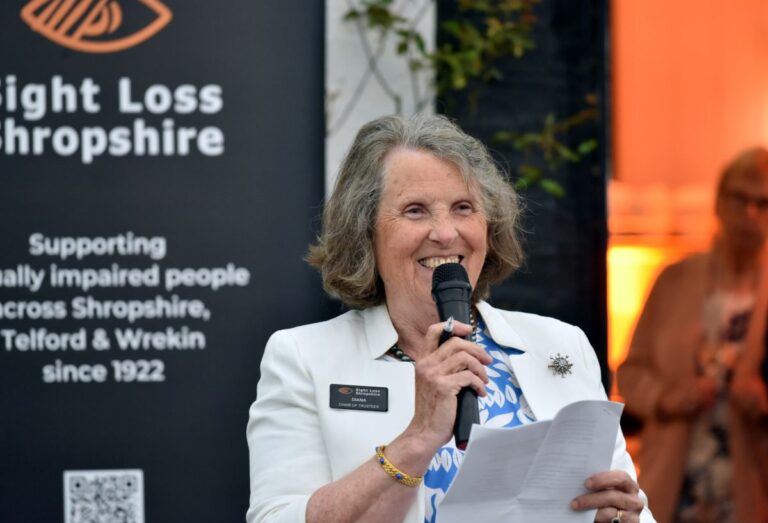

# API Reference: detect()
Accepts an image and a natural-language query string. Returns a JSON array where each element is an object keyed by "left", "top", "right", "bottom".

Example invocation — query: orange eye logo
[{"left": 21, "top": 0, "right": 172, "bottom": 53}]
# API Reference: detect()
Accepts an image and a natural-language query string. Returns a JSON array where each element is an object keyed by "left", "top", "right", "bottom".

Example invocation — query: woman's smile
[{"left": 418, "top": 255, "right": 462, "bottom": 269}]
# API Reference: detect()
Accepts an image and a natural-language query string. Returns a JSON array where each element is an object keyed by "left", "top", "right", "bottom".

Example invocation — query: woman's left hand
[
  {"left": 570, "top": 470, "right": 645, "bottom": 522},
  {"left": 730, "top": 371, "right": 768, "bottom": 420}
]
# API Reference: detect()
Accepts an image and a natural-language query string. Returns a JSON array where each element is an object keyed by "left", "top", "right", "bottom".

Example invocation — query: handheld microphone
[{"left": 431, "top": 262, "right": 478, "bottom": 450}]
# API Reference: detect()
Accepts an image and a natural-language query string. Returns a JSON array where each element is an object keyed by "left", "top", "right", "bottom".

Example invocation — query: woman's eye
[
  {"left": 454, "top": 202, "right": 474, "bottom": 215},
  {"left": 404, "top": 206, "right": 425, "bottom": 217}
]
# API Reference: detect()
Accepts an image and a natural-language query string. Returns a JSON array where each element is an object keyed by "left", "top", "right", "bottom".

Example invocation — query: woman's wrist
[
  {"left": 655, "top": 382, "right": 696, "bottom": 419},
  {"left": 384, "top": 431, "right": 438, "bottom": 478}
]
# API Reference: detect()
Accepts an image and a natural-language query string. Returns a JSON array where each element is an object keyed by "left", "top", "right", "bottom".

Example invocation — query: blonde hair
[{"left": 307, "top": 114, "right": 524, "bottom": 309}]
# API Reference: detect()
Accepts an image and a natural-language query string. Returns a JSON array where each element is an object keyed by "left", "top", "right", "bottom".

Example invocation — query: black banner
[{"left": 0, "top": 1, "right": 326, "bottom": 521}]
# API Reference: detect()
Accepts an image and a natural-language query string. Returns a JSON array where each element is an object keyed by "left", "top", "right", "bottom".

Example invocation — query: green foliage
[
  {"left": 345, "top": 0, "right": 539, "bottom": 96},
  {"left": 342, "top": 0, "right": 599, "bottom": 196},
  {"left": 434, "top": 1, "right": 538, "bottom": 93},
  {"left": 343, "top": 0, "right": 405, "bottom": 30},
  {"left": 493, "top": 99, "right": 599, "bottom": 196}
]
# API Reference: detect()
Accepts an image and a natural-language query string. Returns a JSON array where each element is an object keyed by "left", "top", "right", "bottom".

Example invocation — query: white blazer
[{"left": 246, "top": 302, "right": 655, "bottom": 522}]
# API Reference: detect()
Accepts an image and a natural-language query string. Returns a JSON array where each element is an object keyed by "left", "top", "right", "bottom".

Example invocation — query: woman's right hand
[
  {"left": 657, "top": 376, "right": 717, "bottom": 419},
  {"left": 404, "top": 320, "right": 491, "bottom": 451},
  {"left": 305, "top": 320, "right": 491, "bottom": 523}
]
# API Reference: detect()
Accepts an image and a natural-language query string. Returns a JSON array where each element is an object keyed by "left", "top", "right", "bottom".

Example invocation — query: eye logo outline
[{"left": 20, "top": 0, "right": 173, "bottom": 54}]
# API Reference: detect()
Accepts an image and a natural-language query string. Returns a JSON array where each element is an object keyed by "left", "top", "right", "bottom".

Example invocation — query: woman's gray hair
[{"left": 307, "top": 113, "right": 524, "bottom": 309}]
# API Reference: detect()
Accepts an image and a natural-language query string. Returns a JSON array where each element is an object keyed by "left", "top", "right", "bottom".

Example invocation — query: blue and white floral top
[
  {"left": 384, "top": 316, "right": 536, "bottom": 522},
  {"left": 423, "top": 317, "right": 535, "bottom": 522}
]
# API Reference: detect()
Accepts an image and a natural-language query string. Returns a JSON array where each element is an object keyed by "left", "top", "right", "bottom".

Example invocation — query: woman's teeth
[{"left": 419, "top": 256, "right": 461, "bottom": 268}]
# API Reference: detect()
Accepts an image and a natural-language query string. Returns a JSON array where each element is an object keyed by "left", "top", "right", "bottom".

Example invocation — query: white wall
[{"left": 325, "top": 0, "right": 435, "bottom": 194}]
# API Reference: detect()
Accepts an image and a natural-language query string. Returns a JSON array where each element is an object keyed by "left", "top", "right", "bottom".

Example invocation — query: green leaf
[
  {"left": 577, "top": 138, "right": 598, "bottom": 155},
  {"left": 518, "top": 164, "right": 542, "bottom": 180},
  {"left": 452, "top": 72, "right": 468, "bottom": 90},
  {"left": 554, "top": 143, "right": 580, "bottom": 162},
  {"left": 482, "top": 67, "right": 503, "bottom": 82},
  {"left": 414, "top": 33, "right": 426, "bottom": 54},
  {"left": 366, "top": 5, "right": 405, "bottom": 29},
  {"left": 513, "top": 133, "right": 542, "bottom": 149},
  {"left": 492, "top": 130, "right": 515, "bottom": 142},
  {"left": 540, "top": 179, "right": 565, "bottom": 197},
  {"left": 514, "top": 178, "right": 531, "bottom": 190},
  {"left": 441, "top": 20, "right": 462, "bottom": 37},
  {"left": 408, "top": 59, "right": 425, "bottom": 72},
  {"left": 487, "top": 17, "right": 502, "bottom": 35},
  {"left": 343, "top": 9, "right": 361, "bottom": 21}
]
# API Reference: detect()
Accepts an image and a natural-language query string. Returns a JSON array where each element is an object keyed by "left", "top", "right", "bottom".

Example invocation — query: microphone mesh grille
[{"left": 432, "top": 262, "right": 469, "bottom": 286}]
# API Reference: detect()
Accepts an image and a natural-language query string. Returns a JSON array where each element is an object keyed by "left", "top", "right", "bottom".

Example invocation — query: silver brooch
[{"left": 548, "top": 353, "right": 573, "bottom": 378}]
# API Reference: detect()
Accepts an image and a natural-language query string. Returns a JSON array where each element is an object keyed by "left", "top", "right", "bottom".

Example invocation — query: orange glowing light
[{"left": 607, "top": 244, "right": 689, "bottom": 371}]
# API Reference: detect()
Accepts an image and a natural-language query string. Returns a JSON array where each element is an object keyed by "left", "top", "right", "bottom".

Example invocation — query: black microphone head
[
  {"left": 432, "top": 262, "right": 469, "bottom": 289},
  {"left": 431, "top": 263, "right": 472, "bottom": 305},
  {"left": 431, "top": 262, "right": 472, "bottom": 323}
]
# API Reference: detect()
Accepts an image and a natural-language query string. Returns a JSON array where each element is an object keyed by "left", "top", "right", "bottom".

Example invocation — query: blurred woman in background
[{"left": 618, "top": 148, "right": 768, "bottom": 523}]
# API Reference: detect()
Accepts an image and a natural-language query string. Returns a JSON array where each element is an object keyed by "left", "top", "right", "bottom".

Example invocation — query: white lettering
[
  {"left": 118, "top": 77, "right": 142, "bottom": 113},
  {"left": 114, "top": 327, "right": 206, "bottom": 350}
]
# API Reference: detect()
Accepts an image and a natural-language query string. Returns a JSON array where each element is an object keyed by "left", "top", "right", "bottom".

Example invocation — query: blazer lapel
[
  {"left": 477, "top": 301, "right": 595, "bottom": 421},
  {"left": 507, "top": 350, "right": 568, "bottom": 421}
]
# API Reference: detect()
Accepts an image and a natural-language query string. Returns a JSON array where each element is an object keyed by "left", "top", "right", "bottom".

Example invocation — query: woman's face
[
  {"left": 716, "top": 171, "right": 768, "bottom": 251},
  {"left": 373, "top": 148, "right": 488, "bottom": 316}
]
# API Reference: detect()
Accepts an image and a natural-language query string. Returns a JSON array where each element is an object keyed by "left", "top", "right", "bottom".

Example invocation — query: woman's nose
[
  {"left": 744, "top": 201, "right": 762, "bottom": 220},
  {"left": 744, "top": 208, "right": 758, "bottom": 224},
  {"left": 428, "top": 215, "right": 459, "bottom": 244}
]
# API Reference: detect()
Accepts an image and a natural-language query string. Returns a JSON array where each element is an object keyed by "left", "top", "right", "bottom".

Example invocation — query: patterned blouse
[
  {"left": 676, "top": 289, "right": 754, "bottom": 523},
  {"left": 386, "top": 317, "right": 537, "bottom": 523}
]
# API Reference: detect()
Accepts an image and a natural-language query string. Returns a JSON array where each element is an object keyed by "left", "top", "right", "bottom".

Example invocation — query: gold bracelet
[{"left": 375, "top": 445, "right": 423, "bottom": 487}]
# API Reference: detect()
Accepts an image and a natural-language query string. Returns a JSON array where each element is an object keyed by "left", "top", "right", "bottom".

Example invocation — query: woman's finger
[
  {"left": 447, "top": 369, "right": 488, "bottom": 396},
  {"left": 571, "top": 490, "right": 635, "bottom": 511},
  {"left": 439, "top": 351, "right": 489, "bottom": 383},
  {"left": 571, "top": 470, "right": 644, "bottom": 514},
  {"left": 585, "top": 470, "right": 639, "bottom": 494},
  {"left": 593, "top": 506, "right": 640, "bottom": 523},
  {"left": 439, "top": 336, "right": 491, "bottom": 364},
  {"left": 421, "top": 326, "right": 491, "bottom": 369},
  {"left": 571, "top": 489, "right": 645, "bottom": 514},
  {"left": 425, "top": 319, "right": 472, "bottom": 348}
]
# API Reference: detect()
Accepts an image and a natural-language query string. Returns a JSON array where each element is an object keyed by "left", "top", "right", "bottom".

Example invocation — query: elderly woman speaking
[{"left": 247, "top": 114, "right": 653, "bottom": 523}]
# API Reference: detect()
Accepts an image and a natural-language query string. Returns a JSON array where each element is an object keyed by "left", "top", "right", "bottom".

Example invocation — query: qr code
[{"left": 63, "top": 469, "right": 144, "bottom": 523}]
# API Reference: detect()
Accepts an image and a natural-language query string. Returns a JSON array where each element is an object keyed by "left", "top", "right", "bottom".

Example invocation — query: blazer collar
[
  {"left": 362, "top": 300, "right": 528, "bottom": 359},
  {"left": 476, "top": 301, "right": 528, "bottom": 352},
  {"left": 362, "top": 304, "right": 399, "bottom": 359}
]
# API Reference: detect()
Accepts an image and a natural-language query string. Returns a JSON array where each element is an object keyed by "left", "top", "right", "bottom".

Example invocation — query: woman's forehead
[
  {"left": 380, "top": 149, "right": 477, "bottom": 193},
  {"left": 723, "top": 171, "right": 768, "bottom": 194},
  {"left": 382, "top": 147, "right": 457, "bottom": 172}
]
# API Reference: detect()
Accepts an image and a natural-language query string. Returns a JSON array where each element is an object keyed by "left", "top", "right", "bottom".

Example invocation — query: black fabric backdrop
[{"left": 0, "top": 1, "right": 327, "bottom": 521}]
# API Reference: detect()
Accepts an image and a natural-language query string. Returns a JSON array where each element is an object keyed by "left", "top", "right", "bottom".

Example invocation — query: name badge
[{"left": 329, "top": 384, "right": 388, "bottom": 412}]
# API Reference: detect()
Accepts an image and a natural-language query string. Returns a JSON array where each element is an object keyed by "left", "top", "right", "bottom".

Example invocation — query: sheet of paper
[{"left": 438, "top": 400, "right": 624, "bottom": 523}]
